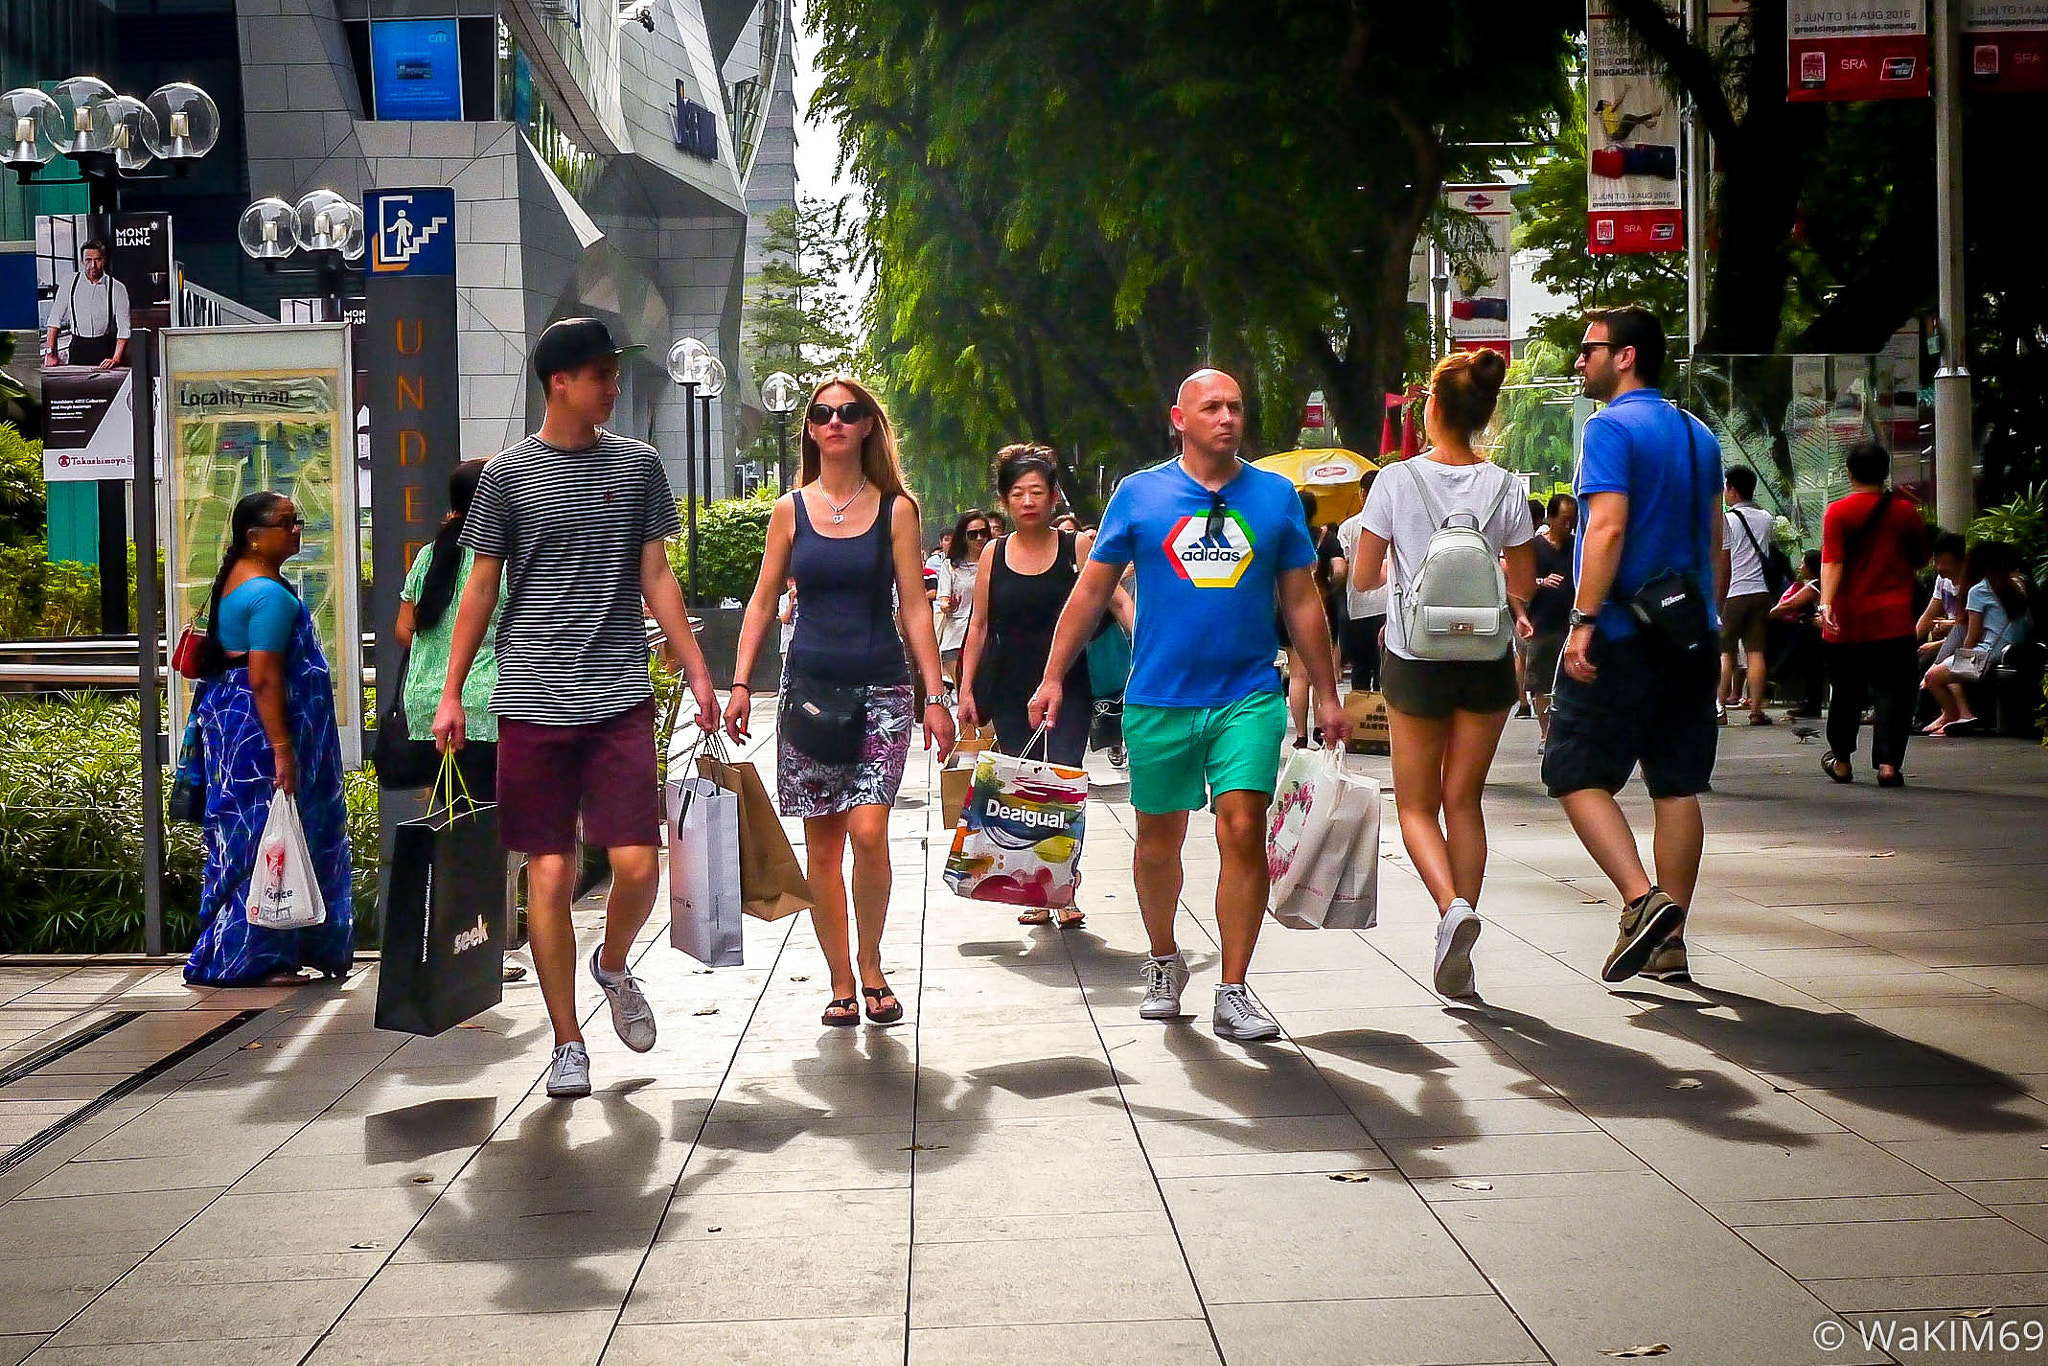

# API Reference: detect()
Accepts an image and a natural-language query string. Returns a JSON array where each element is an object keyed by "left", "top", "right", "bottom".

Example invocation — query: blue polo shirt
[
  {"left": 1092, "top": 457, "right": 1317, "bottom": 707},
  {"left": 1576, "top": 388, "right": 1723, "bottom": 639}
]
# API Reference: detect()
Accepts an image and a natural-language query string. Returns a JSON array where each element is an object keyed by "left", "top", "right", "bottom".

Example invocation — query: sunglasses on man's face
[
  {"left": 1577, "top": 341, "right": 1620, "bottom": 359},
  {"left": 807, "top": 400, "right": 871, "bottom": 426}
]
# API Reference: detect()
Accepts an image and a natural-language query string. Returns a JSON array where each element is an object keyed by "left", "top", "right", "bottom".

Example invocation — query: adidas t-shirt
[
  {"left": 1362, "top": 455, "right": 1532, "bottom": 661},
  {"left": 460, "top": 430, "right": 682, "bottom": 725},
  {"left": 1091, "top": 457, "right": 1317, "bottom": 708}
]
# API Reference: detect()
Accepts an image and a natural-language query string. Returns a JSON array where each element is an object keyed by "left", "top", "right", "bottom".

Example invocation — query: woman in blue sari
[{"left": 185, "top": 491, "right": 354, "bottom": 985}]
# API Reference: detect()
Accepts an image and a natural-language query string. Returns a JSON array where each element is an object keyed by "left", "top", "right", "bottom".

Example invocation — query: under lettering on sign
[
  {"left": 397, "top": 374, "right": 425, "bottom": 409},
  {"left": 399, "top": 430, "right": 426, "bottom": 465},
  {"left": 396, "top": 319, "right": 423, "bottom": 355}
]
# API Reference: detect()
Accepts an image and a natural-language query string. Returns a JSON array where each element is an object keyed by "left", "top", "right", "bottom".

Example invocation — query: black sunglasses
[
  {"left": 965, "top": 526, "right": 991, "bottom": 539},
  {"left": 1205, "top": 493, "right": 1229, "bottom": 542},
  {"left": 807, "top": 400, "right": 871, "bottom": 426},
  {"left": 1577, "top": 341, "right": 1621, "bottom": 359},
  {"left": 265, "top": 516, "right": 307, "bottom": 530}
]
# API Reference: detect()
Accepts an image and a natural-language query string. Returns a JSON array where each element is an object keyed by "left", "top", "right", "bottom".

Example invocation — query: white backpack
[{"left": 1394, "top": 461, "right": 1513, "bottom": 662}]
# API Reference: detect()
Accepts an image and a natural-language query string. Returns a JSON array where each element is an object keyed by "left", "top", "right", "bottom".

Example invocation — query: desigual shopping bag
[
  {"left": 242, "top": 791, "right": 328, "bottom": 930},
  {"left": 696, "top": 750, "right": 814, "bottom": 922},
  {"left": 668, "top": 769, "right": 744, "bottom": 967},
  {"left": 376, "top": 754, "right": 507, "bottom": 1036},
  {"left": 1266, "top": 748, "right": 1381, "bottom": 930},
  {"left": 943, "top": 735, "right": 1088, "bottom": 909}
]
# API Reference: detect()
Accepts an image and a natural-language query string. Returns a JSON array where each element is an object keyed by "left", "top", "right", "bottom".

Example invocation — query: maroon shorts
[{"left": 495, "top": 699, "right": 660, "bottom": 855}]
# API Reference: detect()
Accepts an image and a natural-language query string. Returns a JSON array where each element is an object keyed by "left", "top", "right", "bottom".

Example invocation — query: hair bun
[{"left": 1470, "top": 347, "right": 1508, "bottom": 394}]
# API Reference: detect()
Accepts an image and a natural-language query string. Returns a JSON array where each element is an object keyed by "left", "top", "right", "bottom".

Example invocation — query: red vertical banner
[
  {"left": 1588, "top": 0, "right": 1685, "bottom": 255},
  {"left": 1788, "top": 0, "right": 1931, "bottom": 100},
  {"left": 1967, "top": 0, "right": 2048, "bottom": 91}
]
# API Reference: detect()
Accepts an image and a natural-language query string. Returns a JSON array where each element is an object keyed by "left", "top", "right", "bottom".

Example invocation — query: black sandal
[
  {"left": 1821, "top": 752, "right": 1852, "bottom": 784},
  {"left": 822, "top": 997, "right": 860, "bottom": 1027},
  {"left": 862, "top": 984, "right": 904, "bottom": 1025}
]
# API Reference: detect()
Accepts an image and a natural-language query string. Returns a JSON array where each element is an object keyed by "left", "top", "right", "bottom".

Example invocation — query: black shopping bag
[{"left": 376, "top": 784, "right": 507, "bottom": 1036}]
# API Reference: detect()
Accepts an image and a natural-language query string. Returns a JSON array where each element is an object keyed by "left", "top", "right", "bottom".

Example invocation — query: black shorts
[
  {"left": 1381, "top": 649, "right": 1520, "bottom": 719},
  {"left": 1542, "top": 631, "right": 1718, "bottom": 799}
]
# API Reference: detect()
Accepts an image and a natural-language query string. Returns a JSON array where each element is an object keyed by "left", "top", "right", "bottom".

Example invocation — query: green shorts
[{"left": 1123, "top": 692, "right": 1289, "bottom": 814}]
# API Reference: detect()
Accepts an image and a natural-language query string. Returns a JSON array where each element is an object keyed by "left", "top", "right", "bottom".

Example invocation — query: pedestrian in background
[
  {"left": 1920, "top": 539, "right": 2031, "bottom": 738},
  {"left": 1720, "top": 465, "right": 1779, "bottom": 726},
  {"left": 185, "top": 491, "right": 354, "bottom": 987},
  {"left": 1350, "top": 349, "right": 1535, "bottom": 998},
  {"left": 1817, "top": 440, "right": 1927, "bottom": 783},
  {"left": 1527, "top": 491, "right": 1577, "bottom": 749},
  {"left": 1337, "top": 471, "right": 1387, "bottom": 692},
  {"left": 1769, "top": 549, "right": 1826, "bottom": 719},
  {"left": 396, "top": 459, "right": 500, "bottom": 798},
  {"left": 726, "top": 377, "right": 956, "bottom": 1027},
  {"left": 935, "top": 509, "right": 992, "bottom": 689},
  {"left": 1545, "top": 305, "right": 1724, "bottom": 987},
  {"left": 1284, "top": 490, "right": 1345, "bottom": 747}
]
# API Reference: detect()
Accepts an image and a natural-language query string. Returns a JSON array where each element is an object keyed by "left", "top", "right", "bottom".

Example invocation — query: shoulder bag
[
  {"left": 1731, "top": 504, "right": 1792, "bottom": 598},
  {"left": 1624, "top": 407, "right": 1715, "bottom": 655},
  {"left": 374, "top": 645, "right": 444, "bottom": 789}
]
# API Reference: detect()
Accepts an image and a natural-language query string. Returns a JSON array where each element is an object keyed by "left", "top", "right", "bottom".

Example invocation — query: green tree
[
  {"left": 1489, "top": 339, "right": 1579, "bottom": 491},
  {"left": 743, "top": 198, "right": 860, "bottom": 476}
]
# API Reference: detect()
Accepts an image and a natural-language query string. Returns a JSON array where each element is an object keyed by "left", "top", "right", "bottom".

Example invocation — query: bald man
[{"left": 1031, "top": 369, "right": 1349, "bottom": 1043}]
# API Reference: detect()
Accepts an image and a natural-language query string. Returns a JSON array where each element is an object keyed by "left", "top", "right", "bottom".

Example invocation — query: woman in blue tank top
[{"left": 726, "top": 377, "right": 956, "bottom": 1027}]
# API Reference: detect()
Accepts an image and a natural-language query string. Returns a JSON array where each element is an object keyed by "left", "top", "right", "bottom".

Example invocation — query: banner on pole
[
  {"left": 1967, "top": 0, "right": 2048, "bottom": 91},
  {"left": 1445, "top": 184, "right": 1514, "bottom": 353},
  {"left": 161, "top": 324, "right": 362, "bottom": 768},
  {"left": 1588, "top": 0, "right": 1685, "bottom": 255},
  {"left": 1787, "top": 0, "right": 1930, "bottom": 100},
  {"left": 42, "top": 368, "right": 136, "bottom": 481}
]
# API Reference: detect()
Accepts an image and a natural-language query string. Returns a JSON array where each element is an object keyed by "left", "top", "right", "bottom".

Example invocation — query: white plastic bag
[
  {"left": 243, "top": 790, "right": 328, "bottom": 930},
  {"left": 668, "top": 773, "right": 744, "bottom": 967},
  {"left": 1266, "top": 749, "right": 1380, "bottom": 930}
]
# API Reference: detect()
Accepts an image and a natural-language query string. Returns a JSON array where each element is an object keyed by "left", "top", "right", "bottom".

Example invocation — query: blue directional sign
[{"left": 367, "top": 189, "right": 456, "bottom": 276}]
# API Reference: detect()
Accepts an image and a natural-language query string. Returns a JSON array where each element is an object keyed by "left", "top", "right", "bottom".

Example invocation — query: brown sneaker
[
  {"left": 1642, "top": 938, "right": 1691, "bottom": 983},
  {"left": 1603, "top": 889, "right": 1685, "bottom": 984}
]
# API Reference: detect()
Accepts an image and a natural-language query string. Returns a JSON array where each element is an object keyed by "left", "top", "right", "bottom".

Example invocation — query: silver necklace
[{"left": 824, "top": 479, "right": 867, "bottom": 525}]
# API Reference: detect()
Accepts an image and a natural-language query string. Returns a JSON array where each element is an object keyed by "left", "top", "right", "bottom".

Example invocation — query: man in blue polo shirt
[
  {"left": 1031, "top": 369, "right": 1348, "bottom": 1042},
  {"left": 1543, "top": 305, "right": 1728, "bottom": 988}
]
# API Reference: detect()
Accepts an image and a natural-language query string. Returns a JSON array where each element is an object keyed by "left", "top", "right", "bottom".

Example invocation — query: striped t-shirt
[{"left": 460, "top": 430, "right": 682, "bottom": 725}]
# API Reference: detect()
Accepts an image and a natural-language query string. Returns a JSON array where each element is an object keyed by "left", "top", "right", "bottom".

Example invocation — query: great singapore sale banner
[
  {"left": 1587, "top": 0, "right": 1684, "bottom": 255},
  {"left": 1967, "top": 0, "right": 2048, "bottom": 91},
  {"left": 1788, "top": 0, "right": 1930, "bottom": 101}
]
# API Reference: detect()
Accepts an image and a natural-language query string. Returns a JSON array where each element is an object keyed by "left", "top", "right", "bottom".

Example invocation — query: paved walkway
[{"left": 3, "top": 717, "right": 2048, "bottom": 1365}]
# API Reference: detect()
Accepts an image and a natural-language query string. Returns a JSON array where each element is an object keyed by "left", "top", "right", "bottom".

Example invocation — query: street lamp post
[
  {"left": 667, "top": 337, "right": 710, "bottom": 602},
  {"left": 4, "top": 76, "right": 220, "bottom": 636},
  {"left": 762, "top": 370, "right": 799, "bottom": 491},
  {"left": 237, "top": 191, "right": 366, "bottom": 321},
  {"left": 696, "top": 355, "right": 726, "bottom": 513}
]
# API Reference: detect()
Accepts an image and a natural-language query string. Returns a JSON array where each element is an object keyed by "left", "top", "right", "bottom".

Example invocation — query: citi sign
[{"left": 1162, "top": 512, "right": 1254, "bottom": 588}]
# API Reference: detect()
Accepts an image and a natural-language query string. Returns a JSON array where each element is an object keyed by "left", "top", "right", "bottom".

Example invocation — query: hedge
[{"left": 668, "top": 489, "right": 774, "bottom": 603}]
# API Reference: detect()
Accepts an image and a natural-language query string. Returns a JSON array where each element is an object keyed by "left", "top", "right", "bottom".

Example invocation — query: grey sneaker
[
  {"left": 1433, "top": 900, "right": 1482, "bottom": 998},
  {"left": 545, "top": 1041, "right": 591, "bottom": 1098},
  {"left": 1603, "top": 889, "right": 1685, "bottom": 984},
  {"left": 1212, "top": 983, "right": 1281, "bottom": 1042},
  {"left": 1642, "top": 937, "right": 1692, "bottom": 983},
  {"left": 1138, "top": 952, "right": 1190, "bottom": 1021},
  {"left": 590, "top": 948, "right": 657, "bottom": 1052}
]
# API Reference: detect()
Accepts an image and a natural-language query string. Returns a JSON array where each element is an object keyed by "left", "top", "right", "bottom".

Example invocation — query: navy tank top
[{"left": 786, "top": 490, "right": 909, "bottom": 686}]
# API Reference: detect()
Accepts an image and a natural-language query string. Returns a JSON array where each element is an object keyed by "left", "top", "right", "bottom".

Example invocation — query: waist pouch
[
  {"left": 1628, "top": 569, "right": 1714, "bottom": 655},
  {"left": 782, "top": 673, "right": 868, "bottom": 766}
]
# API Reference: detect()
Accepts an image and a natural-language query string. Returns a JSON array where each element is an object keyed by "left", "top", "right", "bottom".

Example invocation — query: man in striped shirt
[{"left": 435, "top": 317, "right": 719, "bottom": 1099}]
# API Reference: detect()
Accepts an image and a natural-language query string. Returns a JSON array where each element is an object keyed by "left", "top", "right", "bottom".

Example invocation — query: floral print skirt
[{"left": 776, "top": 676, "right": 915, "bottom": 818}]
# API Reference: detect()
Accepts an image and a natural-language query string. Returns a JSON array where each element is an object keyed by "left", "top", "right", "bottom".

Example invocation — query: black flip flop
[
  {"left": 862, "top": 984, "right": 904, "bottom": 1025},
  {"left": 822, "top": 997, "right": 859, "bottom": 1027},
  {"left": 1821, "top": 752, "right": 1852, "bottom": 784}
]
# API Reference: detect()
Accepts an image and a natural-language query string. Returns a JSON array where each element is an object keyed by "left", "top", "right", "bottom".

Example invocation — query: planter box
[{"left": 693, "top": 603, "right": 782, "bottom": 694}]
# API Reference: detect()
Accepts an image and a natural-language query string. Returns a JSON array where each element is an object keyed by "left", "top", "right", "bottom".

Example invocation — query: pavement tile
[
  {"left": 344, "top": 1254, "right": 643, "bottom": 1317},
  {"left": 605, "top": 1316, "right": 904, "bottom": 1366},
  {"left": 27, "top": 1339, "right": 318, "bottom": 1366},
  {"left": 621, "top": 1232, "right": 908, "bottom": 1323},
  {"left": 909, "top": 1233, "right": 1201, "bottom": 1327},
  {"left": 1737, "top": 1217, "right": 2048, "bottom": 1279},
  {"left": 155, "top": 1186, "right": 433, "bottom": 1260},
  {"left": 1209, "top": 1296, "right": 1544, "bottom": 1366},
  {"left": 1807, "top": 1272, "right": 2048, "bottom": 1313},
  {"left": 308, "top": 1310, "right": 615, "bottom": 1365},
  {"left": 40, "top": 1271, "right": 364, "bottom": 1347},
  {"left": 0, "top": 1252, "right": 150, "bottom": 1334},
  {"left": 0, "top": 1188, "right": 221, "bottom": 1258},
  {"left": 907, "top": 1320, "right": 1222, "bottom": 1366},
  {"left": 0, "top": 1336, "right": 36, "bottom": 1366}
]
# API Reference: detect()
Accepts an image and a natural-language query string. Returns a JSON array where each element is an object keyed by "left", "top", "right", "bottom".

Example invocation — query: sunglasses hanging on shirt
[{"left": 1205, "top": 493, "right": 1229, "bottom": 542}]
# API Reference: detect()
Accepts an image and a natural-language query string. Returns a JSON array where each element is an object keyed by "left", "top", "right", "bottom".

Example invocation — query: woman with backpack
[{"left": 1349, "top": 350, "right": 1535, "bottom": 999}]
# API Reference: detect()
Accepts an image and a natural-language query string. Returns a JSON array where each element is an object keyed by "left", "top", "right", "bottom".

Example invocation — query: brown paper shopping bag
[
  {"left": 940, "top": 732, "right": 994, "bottom": 830},
  {"left": 698, "top": 753, "right": 814, "bottom": 921}
]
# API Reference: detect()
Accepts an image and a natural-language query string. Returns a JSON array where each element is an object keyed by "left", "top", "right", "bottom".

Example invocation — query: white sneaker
[
  {"left": 1433, "top": 900, "right": 1482, "bottom": 998},
  {"left": 1212, "top": 983, "right": 1281, "bottom": 1042},
  {"left": 590, "top": 948, "right": 657, "bottom": 1053},
  {"left": 1138, "top": 952, "right": 1190, "bottom": 1020},
  {"left": 545, "top": 1041, "right": 591, "bottom": 1098}
]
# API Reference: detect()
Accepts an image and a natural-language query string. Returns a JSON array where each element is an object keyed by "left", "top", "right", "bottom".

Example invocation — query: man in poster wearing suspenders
[{"left": 43, "top": 240, "right": 131, "bottom": 370}]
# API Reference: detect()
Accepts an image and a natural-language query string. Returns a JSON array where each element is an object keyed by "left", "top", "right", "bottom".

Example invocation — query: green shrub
[
  {"left": 669, "top": 489, "right": 775, "bottom": 603},
  {"left": 1969, "top": 484, "right": 2048, "bottom": 586},
  {"left": 0, "top": 693, "right": 381, "bottom": 954},
  {"left": 0, "top": 422, "right": 43, "bottom": 546},
  {"left": 0, "top": 545, "right": 99, "bottom": 637}
]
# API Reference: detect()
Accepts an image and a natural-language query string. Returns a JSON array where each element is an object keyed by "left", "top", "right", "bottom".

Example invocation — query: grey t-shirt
[
  {"left": 460, "top": 430, "right": 682, "bottom": 725},
  {"left": 1361, "top": 454, "right": 1533, "bottom": 661}
]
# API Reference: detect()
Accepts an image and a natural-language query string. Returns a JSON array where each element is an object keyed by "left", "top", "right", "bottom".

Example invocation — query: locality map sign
[{"left": 1587, "top": 0, "right": 1684, "bottom": 255}]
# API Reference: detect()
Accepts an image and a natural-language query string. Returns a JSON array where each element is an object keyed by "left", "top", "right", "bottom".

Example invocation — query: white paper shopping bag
[
  {"left": 668, "top": 775, "right": 744, "bottom": 967},
  {"left": 243, "top": 790, "right": 328, "bottom": 930},
  {"left": 1266, "top": 751, "right": 1380, "bottom": 930}
]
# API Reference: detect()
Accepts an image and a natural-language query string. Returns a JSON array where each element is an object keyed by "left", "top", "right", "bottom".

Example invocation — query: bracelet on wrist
[{"left": 730, "top": 682, "right": 751, "bottom": 693}]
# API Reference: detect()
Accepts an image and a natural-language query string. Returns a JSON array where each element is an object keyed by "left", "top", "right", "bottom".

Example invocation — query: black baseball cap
[{"left": 532, "top": 317, "right": 644, "bottom": 386}]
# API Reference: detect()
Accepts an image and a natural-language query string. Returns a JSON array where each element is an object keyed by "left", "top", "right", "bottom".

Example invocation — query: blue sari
[{"left": 184, "top": 597, "right": 354, "bottom": 984}]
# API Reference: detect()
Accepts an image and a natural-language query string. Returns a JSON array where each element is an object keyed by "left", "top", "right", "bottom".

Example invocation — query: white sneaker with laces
[
  {"left": 1138, "top": 952, "right": 1190, "bottom": 1021},
  {"left": 590, "top": 948, "right": 657, "bottom": 1052},
  {"left": 1212, "top": 983, "right": 1281, "bottom": 1042},
  {"left": 545, "top": 1041, "right": 591, "bottom": 1098},
  {"left": 1433, "top": 900, "right": 1482, "bottom": 998}
]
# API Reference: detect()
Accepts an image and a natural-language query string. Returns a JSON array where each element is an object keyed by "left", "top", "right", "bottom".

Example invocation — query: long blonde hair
[{"left": 798, "top": 375, "right": 914, "bottom": 504}]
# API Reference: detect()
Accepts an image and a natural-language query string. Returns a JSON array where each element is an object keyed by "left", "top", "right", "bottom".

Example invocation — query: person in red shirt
[{"left": 1817, "top": 442, "right": 1929, "bottom": 786}]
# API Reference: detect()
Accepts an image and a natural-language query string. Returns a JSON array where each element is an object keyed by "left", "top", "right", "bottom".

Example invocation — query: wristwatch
[
  {"left": 1568, "top": 609, "right": 1599, "bottom": 629},
  {"left": 922, "top": 694, "right": 948, "bottom": 709}
]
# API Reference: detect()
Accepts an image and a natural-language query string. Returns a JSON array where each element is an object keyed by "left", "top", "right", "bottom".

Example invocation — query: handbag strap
[
  {"left": 426, "top": 748, "right": 475, "bottom": 820},
  {"left": 1731, "top": 504, "right": 1770, "bottom": 570}
]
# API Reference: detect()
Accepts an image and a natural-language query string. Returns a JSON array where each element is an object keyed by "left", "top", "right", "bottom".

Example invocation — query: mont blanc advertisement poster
[
  {"left": 41, "top": 368, "right": 135, "bottom": 481},
  {"left": 1787, "top": 0, "right": 1930, "bottom": 100},
  {"left": 1587, "top": 0, "right": 1684, "bottom": 255}
]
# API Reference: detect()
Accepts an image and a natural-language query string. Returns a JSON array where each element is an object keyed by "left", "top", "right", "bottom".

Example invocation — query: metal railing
[{"left": 177, "top": 278, "right": 275, "bottom": 329}]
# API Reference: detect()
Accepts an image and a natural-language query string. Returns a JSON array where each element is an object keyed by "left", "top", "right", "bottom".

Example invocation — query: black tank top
[
  {"left": 786, "top": 491, "right": 909, "bottom": 686},
  {"left": 983, "top": 531, "right": 1090, "bottom": 708}
]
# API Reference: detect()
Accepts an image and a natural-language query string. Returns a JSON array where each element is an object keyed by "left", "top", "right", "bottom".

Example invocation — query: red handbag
[{"left": 171, "top": 623, "right": 208, "bottom": 679}]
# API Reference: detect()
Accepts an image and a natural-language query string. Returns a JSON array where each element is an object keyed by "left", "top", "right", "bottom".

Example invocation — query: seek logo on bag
[{"left": 452, "top": 915, "right": 491, "bottom": 955}]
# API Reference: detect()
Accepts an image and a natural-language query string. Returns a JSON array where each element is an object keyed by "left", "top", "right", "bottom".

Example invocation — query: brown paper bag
[
  {"left": 940, "top": 733, "right": 995, "bottom": 830},
  {"left": 698, "top": 754, "right": 814, "bottom": 921}
]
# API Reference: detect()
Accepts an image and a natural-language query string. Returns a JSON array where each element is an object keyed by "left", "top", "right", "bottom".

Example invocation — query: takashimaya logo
[{"left": 1162, "top": 510, "right": 1255, "bottom": 588}]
